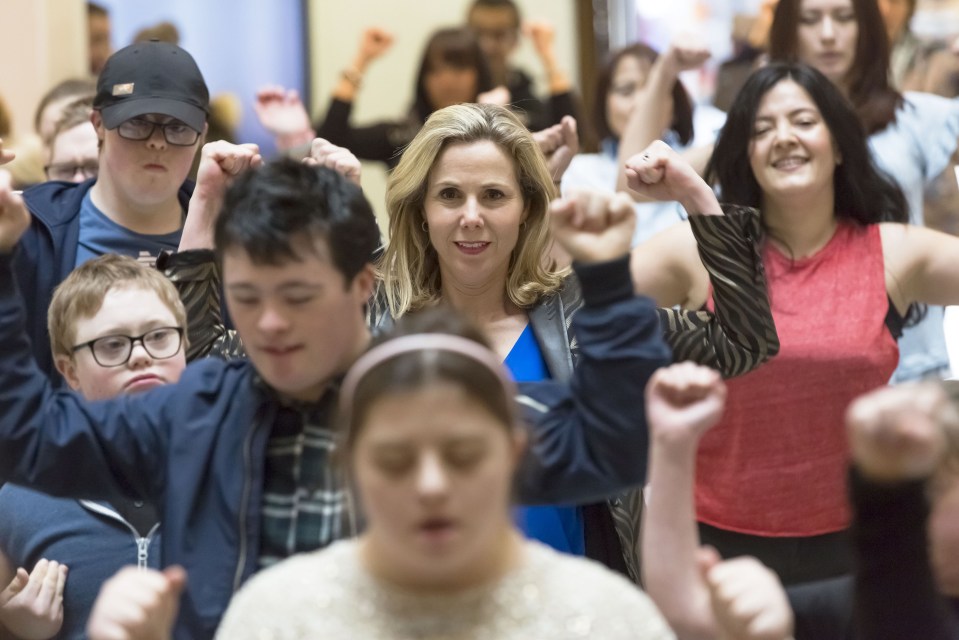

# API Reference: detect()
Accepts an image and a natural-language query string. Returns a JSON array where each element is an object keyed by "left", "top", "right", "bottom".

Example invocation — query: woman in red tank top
[{"left": 623, "top": 61, "right": 959, "bottom": 584}]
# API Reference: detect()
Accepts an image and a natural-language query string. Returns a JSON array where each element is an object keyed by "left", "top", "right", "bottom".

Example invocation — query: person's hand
[
  {"left": 304, "top": 138, "right": 361, "bottom": 187},
  {"left": 478, "top": 86, "right": 511, "bottom": 106},
  {"left": 533, "top": 116, "right": 578, "bottom": 184},
  {"left": 661, "top": 33, "right": 712, "bottom": 79},
  {"left": 87, "top": 566, "right": 186, "bottom": 640},
  {"left": 624, "top": 140, "right": 720, "bottom": 214},
  {"left": 0, "top": 169, "right": 31, "bottom": 254},
  {"left": 524, "top": 20, "right": 557, "bottom": 63},
  {"left": 846, "top": 383, "right": 958, "bottom": 483},
  {"left": 194, "top": 141, "right": 262, "bottom": 203},
  {"left": 0, "top": 559, "right": 68, "bottom": 640},
  {"left": 0, "top": 568, "right": 28, "bottom": 608},
  {"left": 0, "top": 139, "right": 15, "bottom": 166},
  {"left": 646, "top": 362, "right": 726, "bottom": 447},
  {"left": 356, "top": 27, "right": 394, "bottom": 66},
  {"left": 549, "top": 189, "right": 634, "bottom": 263},
  {"left": 179, "top": 142, "right": 261, "bottom": 252},
  {"left": 253, "top": 86, "right": 314, "bottom": 139},
  {"left": 699, "top": 547, "right": 795, "bottom": 640}
]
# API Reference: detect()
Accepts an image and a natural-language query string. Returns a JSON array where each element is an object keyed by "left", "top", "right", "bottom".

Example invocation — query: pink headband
[{"left": 339, "top": 333, "right": 517, "bottom": 430}]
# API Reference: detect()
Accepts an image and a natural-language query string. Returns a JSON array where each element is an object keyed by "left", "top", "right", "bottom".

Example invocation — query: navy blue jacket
[
  {"left": 17, "top": 179, "right": 193, "bottom": 380},
  {"left": 0, "top": 253, "right": 670, "bottom": 639}
]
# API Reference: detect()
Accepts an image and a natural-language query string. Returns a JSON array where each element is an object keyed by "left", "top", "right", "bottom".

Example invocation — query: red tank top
[{"left": 698, "top": 222, "right": 898, "bottom": 536}]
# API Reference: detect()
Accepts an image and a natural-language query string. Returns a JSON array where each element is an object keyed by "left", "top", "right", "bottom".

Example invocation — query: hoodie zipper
[{"left": 78, "top": 501, "right": 160, "bottom": 569}]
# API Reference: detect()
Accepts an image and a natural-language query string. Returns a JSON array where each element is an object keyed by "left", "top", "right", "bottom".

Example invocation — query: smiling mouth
[
  {"left": 772, "top": 157, "right": 808, "bottom": 170},
  {"left": 454, "top": 241, "right": 490, "bottom": 254}
]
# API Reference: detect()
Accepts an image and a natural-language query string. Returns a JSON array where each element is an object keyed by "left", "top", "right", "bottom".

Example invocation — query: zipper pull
[{"left": 137, "top": 538, "right": 149, "bottom": 569}]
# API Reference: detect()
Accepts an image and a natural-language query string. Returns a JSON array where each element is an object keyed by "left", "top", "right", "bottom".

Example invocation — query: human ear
[
  {"left": 90, "top": 111, "right": 106, "bottom": 140},
  {"left": 55, "top": 355, "right": 84, "bottom": 392}
]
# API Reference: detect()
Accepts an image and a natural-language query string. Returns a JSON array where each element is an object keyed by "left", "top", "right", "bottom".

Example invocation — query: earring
[{"left": 421, "top": 220, "right": 429, "bottom": 232}]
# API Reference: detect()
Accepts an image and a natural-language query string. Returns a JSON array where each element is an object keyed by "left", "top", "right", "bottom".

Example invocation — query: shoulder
[
  {"left": 893, "top": 92, "right": 959, "bottom": 135},
  {"left": 522, "top": 542, "right": 675, "bottom": 638},
  {"left": 22, "top": 180, "right": 91, "bottom": 227}
]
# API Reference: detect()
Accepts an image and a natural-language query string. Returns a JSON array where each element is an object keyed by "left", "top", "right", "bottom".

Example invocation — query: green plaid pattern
[{"left": 257, "top": 389, "right": 349, "bottom": 568}]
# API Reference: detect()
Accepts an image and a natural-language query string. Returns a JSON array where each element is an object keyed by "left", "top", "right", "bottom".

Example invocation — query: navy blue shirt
[{"left": 75, "top": 191, "right": 181, "bottom": 268}]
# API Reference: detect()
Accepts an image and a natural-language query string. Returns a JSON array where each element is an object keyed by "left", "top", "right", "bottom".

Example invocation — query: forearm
[
  {"left": 515, "top": 256, "right": 671, "bottom": 504},
  {"left": 331, "top": 54, "right": 370, "bottom": 103},
  {"left": 643, "top": 439, "right": 717, "bottom": 640},
  {"left": 158, "top": 250, "right": 244, "bottom": 361},
  {"left": 541, "top": 54, "right": 571, "bottom": 95},
  {"left": 658, "top": 205, "right": 779, "bottom": 378}
]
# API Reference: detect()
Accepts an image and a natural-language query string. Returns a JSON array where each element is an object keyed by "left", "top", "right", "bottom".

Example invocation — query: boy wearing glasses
[
  {"left": 0, "top": 253, "right": 186, "bottom": 639},
  {"left": 17, "top": 40, "right": 208, "bottom": 381}
]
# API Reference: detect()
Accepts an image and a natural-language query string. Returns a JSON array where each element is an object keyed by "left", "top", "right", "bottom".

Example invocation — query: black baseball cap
[{"left": 94, "top": 40, "right": 209, "bottom": 133}]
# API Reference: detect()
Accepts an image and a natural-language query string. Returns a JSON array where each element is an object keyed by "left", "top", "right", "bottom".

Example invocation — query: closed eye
[{"left": 285, "top": 296, "right": 314, "bottom": 306}]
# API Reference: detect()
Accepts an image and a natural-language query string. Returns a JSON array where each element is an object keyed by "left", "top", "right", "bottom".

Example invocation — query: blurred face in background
[
  {"left": 606, "top": 53, "right": 653, "bottom": 140},
  {"left": 424, "top": 61, "right": 479, "bottom": 111},
  {"left": 88, "top": 11, "right": 112, "bottom": 75},
  {"left": 468, "top": 5, "right": 519, "bottom": 77},
  {"left": 46, "top": 122, "right": 99, "bottom": 183},
  {"left": 796, "top": 0, "right": 859, "bottom": 87}
]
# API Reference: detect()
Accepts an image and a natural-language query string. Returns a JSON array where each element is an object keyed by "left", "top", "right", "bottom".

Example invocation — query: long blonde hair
[{"left": 379, "top": 103, "right": 565, "bottom": 318}]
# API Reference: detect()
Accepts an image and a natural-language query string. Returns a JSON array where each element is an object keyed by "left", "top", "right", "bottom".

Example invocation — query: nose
[
  {"left": 459, "top": 196, "right": 484, "bottom": 229},
  {"left": 257, "top": 303, "right": 290, "bottom": 334},
  {"left": 146, "top": 125, "right": 167, "bottom": 150},
  {"left": 773, "top": 119, "right": 798, "bottom": 147},
  {"left": 127, "top": 339, "right": 153, "bottom": 368},
  {"left": 820, "top": 16, "right": 836, "bottom": 41},
  {"left": 416, "top": 452, "right": 449, "bottom": 501}
]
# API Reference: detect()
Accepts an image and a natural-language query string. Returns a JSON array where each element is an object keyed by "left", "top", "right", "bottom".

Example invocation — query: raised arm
[
  {"left": 615, "top": 36, "right": 713, "bottom": 199},
  {"left": 629, "top": 142, "right": 779, "bottom": 379},
  {"left": 0, "top": 172, "right": 170, "bottom": 502},
  {"left": 845, "top": 383, "right": 959, "bottom": 640},
  {"left": 641, "top": 362, "right": 726, "bottom": 640},
  {"left": 514, "top": 189, "right": 671, "bottom": 504},
  {"left": 314, "top": 28, "right": 403, "bottom": 164}
]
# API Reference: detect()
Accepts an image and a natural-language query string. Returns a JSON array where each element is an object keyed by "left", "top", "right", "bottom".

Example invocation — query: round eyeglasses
[
  {"left": 116, "top": 118, "right": 200, "bottom": 146},
  {"left": 72, "top": 327, "right": 184, "bottom": 367}
]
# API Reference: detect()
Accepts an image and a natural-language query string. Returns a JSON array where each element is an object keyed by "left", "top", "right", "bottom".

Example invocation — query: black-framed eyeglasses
[
  {"left": 72, "top": 327, "right": 184, "bottom": 367},
  {"left": 45, "top": 161, "right": 99, "bottom": 182},
  {"left": 116, "top": 118, "right": 200, "bottom": 146}
]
